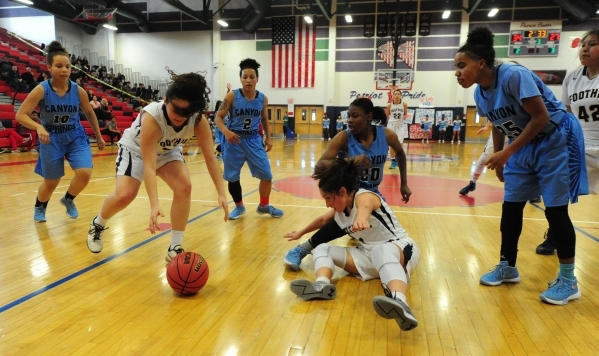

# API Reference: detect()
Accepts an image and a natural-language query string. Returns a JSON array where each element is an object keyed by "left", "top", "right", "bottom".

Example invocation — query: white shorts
[
  {"left": 586, "top": 145, "right": 599, "bottom": 194},
  {"left": 347, "top": 237, "right": 419, "bottom": 282},
  {"left": 115, "top": 145, "right": 184, "bottom": 182},
  {"left": 387, "top": 120, "right": 405, "bottom": 144}
]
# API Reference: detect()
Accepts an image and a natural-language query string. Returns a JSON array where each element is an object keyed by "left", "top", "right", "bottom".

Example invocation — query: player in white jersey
[
  {"left": 536, "top": 29, "right": 599, "bottom": 255},
  {"left": 288, "top": 158, "right": 420, "bottom": 331},
  {"left": 386, "top": 89, "right": 408, "bottom": 169},
  {"left": 87, "top": 73, "right": 228, "bottom": 261}
]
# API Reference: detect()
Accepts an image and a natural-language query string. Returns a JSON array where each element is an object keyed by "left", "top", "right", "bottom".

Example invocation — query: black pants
[{"left": 101, "top": 129, "right": 122, "bottom": 144}]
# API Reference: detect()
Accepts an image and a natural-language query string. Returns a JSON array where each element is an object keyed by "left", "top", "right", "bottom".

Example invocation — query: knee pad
[
  {"left": 313, "top": 244, "right": 346, "bottom": 271},
  {"left": 370, "top": 244, "right": 401, "bottom": 271},
  {"left": 545, "top": 205, "right": 576, "bottom": 259},
  {"left": 370, "top": 244, "right": 406, "bottom": 285}
]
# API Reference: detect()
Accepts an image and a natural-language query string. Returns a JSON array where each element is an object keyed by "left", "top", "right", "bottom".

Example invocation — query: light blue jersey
[
  {"left": 227, "top": 89, "right": 264, "bottom": 137},
  {"left": 35, "top": 79, "right": 91, "bottom": 179},
  {"left": 438, "top": 121, "right": 448, "bottom": 130},
  {"left": 323, "top": 118, "right": 330, "bottom": 129},
  {"left": 346, "top": 125, "right": 388, "bottom": 193},
  {"left": 475, "top": 63, "right": 567, "bottom": 140},
  {"left": 474, "top": 62, "right": 588, "bottom": 204},
  {"left": 39, "top": 80, "right": 82, "bottom": 133}
]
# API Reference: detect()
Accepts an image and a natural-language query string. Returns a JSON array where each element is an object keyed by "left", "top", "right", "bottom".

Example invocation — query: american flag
[
  {"left": 376, "top": 40, "right": 415, "bottom": 69},
  {"left": 272, "top": 16, "right": 315, "bottom": 88}
]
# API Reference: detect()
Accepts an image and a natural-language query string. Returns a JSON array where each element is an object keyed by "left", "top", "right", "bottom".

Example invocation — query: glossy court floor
[{"left": 0, "top": 138, "right": 598, "bottom": 355}]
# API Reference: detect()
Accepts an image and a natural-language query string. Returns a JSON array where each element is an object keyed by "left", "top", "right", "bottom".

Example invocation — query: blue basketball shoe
[
  {"left": 540, "top": 274, "right": 581, "bottom": 305},
  {"left": 60, "top": 197, "right": 79, "bottom": 219},
  {"left": 34, "top": 206, "right": 46, "bottom": 223},
  {"left": 229, "top": 205, "right": 246, "bottom": 220},
  {"left": 389, "top": 159, "right": 398, "bottom": 169},
  {"left": 284, "top": 245, "right": 311, "bottom": 270},
  {"left": 256, "top": 204, "right": 284, "bottom": 218},
  {"left": 480, "top": 261, "right": 521, "bottom": 286}
]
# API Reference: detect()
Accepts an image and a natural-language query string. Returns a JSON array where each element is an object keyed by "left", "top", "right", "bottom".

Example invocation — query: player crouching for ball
[{"left": 288, "top": 158, "right": 420, "bottom": 331}]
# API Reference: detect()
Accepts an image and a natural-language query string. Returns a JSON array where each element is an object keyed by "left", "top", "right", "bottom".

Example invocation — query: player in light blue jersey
[
  {"left": 283, "top": 98, "right": 411, "bottom": 270},
  {"left": 455, "top": 27, "right": 588, "bottom": 305},
  {"left": 437, "top": 114, "right": 449, "bottom": 142},
  {"left": 322, "top": 114, "right": 330, "bottom": 141},
  {"left": 215, "top": 58, "right": 283, "bottom": 220},
  {"left": 16, "top": 41, "right": 105, "bottom": 223}
]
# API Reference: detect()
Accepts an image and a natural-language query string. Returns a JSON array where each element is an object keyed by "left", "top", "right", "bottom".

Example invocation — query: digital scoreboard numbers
[{"left": 509, "top": 28, "right": 561, "bottom": 57}]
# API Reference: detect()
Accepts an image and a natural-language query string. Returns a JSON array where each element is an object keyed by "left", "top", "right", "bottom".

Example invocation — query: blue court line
[
  {"left": 530, "top": 202, "right": 599, "bottom": 243},
  {"left": 0, "top": 188, "right": 259, "bottom": 315}
]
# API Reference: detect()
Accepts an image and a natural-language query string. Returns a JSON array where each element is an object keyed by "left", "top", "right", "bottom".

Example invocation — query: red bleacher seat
[
  {"left": 0, "top": 104, "right": 14, "bottom": 112},
  {"left": 0, "top": 111, "right": 15, "bottom": 119}
]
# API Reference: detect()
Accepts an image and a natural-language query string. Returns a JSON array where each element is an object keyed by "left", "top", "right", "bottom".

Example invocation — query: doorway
[
  {"left": 267, "top": 105, "right": 287, "bottom": 137},
  {"left": 293, "top": 106, "right": 324, "bottom": 138},
  {"left": 465, "top": 106, "right": 489, "bottom": 142}
]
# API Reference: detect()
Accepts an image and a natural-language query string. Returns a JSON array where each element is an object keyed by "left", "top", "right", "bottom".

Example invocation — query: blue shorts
[
  {"left": 504, "top": 113, "right": 588, "bottom": 206},
  {"left": 35, "top": 127, "right": 92, "bottom": 180},
  {"left": 222, "top": 135, "right": 272, "bottom": 182}
]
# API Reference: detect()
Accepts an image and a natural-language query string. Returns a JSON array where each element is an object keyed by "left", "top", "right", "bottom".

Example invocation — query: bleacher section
[{"left": 0, "top": 28, "right": 139, "bottom": 149}]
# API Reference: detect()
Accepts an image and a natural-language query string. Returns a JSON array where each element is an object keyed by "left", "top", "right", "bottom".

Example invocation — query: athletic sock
[
  {"left": 299, "top": 241, "right": 313, "bottom": 251},
  {"left": 94, "top": 214, "right": 108, "bottom": 227},
  {"left": 559, "top": 262, "right": 575, "bottom": 280},
  {"left": 35, "top": 197, "right": 48, "bottom": 208},
  {"left": 316, "top": 276, "right": 331, "bottom": 284},
  {"left": 260, "top": 196, "right": 269, "bottom": 207},
  {"left": 65, "top": 191, "right": 76, "bottom": 201},
  {"left": 170, "top": 230, "right": 184, "bottom": 249}
]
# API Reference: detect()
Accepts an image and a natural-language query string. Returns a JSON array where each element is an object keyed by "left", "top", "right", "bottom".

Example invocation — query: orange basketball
[{"left": 166, "top": 252, "right": 209, "bottom": 294}]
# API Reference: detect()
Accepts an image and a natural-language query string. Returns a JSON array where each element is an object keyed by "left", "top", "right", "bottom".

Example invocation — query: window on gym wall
[
  {"left": 302, "top": 109, "right": 307, "bottom": 121},
  {"left": 311, "top": 109, "right": 316, "bottom": 121}
]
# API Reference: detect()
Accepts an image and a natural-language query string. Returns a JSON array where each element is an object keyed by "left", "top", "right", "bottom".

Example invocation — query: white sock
[
  {"left": 393, "top": 291, "right": 407, "bottom": 303},
  {"left": 94, "top": 214, "right": 108, "bottom": 227},
  {"left": 170, "top": 230, "right": 184, "bottom": 248},
  {"left": 316, "top": 276, "right": 331, "bottom": 284},
  {"left": 299, "top": 241, "right": 313, "bottom": 251}
]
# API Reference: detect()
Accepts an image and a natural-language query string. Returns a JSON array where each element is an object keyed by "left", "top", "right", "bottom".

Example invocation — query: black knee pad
[
  {"left": 228, "top": 181, "right": 243, "bottom": 203},
  {"left": 545, "top": 205, "right": 575, "bottom": 259}
]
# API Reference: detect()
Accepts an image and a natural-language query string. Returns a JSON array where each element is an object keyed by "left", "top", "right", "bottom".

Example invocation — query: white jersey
[
  {"left": 387, "top": 102, "right": 405, "bottom": 125},
  {"left": 333, "top": 189, "right": 411, "bottom": 251},
  {"left": 562, "top": 66, "right": 599, "bottom": 146},
  {"left": 119, "top": 101, "right": 199, "bottom": 156}
]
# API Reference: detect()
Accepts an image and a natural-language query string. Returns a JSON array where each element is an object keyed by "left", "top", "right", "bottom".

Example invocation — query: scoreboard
[{"left": 509, "top": 28, "right": 561, "bottom": 57}]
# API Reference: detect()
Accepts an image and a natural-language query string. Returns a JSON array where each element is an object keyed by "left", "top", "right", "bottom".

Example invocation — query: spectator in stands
[
  {"left": 81, "top": 56, "right": 89, "bottom": 69},
  {"left": 101, "top": 116, "right": 121, "bottom": 145},
  {"left": 21, "top": 67, "right": 35, "bottom": 93},
  {"left": 18, "top": 110, "right": 40, "bottom": 152},
  {"left": 135, "top": 83, "right": 145, "bottom": 98},
  {"left": 131, "top": 97, "right": 143, "bottom": 112},
  {"left": 98, "top": 65, "right": 107, "bottom": 80},
  {"left": 0, "top": 120, "right": 30, "bottom": 153},
  {"left": 98, "top": 98, "right": 112, "bottom": 122},
  {"left": 6, "top": 65, "right": 22, "bottom": 92},
  {"left": 0, "top": 57, "right": 14, "bottom": 80},
  {"left": 90, "top": 95, "right": 101, "bottom": 111},
  {"left": 70, "top": 54, "right": 77, "bottom": 64},
  {"left": 36, "top": 72, "right": 48, "bottom": 83},
  {"left": 87, "top": 89, "right": 93, "bottom": 101},
  {"left": 130, "top": 83, "right": 138, "bottom": 95}
]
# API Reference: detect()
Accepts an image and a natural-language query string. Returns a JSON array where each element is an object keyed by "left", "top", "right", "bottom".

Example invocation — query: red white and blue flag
[{"left": 272, "top": 16, "right": 316, "bottom": 88}]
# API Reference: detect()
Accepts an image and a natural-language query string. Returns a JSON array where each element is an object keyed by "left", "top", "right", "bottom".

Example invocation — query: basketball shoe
[
  {"left": 256, "top": 204, "right": 284, "bottom": 218},
  {"left": 459, "top": 181, "right": 476, "bottom": 195},
  {"left": 372, "top": 284, "right": 418, "bottom": 331},
  {"left": 228, "top": 205, "right": 246, "bottom": 220},
  {"left": 87, "top": 217, "right": 108, "bottom": 253},
  {"left": 34, "top": 206, "right": 46, "bottom": 223},
  {"left": 536, "top": 228, "right": 556, "bottom": 255},
  {"left": 540, "top": 274, "right": 581, "bottom": 305},
  {"left": 480, "top": 261, "right": 520, "bottom": 286},
  {"left": 60, "top": 197, "right": 78, "bottom": 219},
  {"left": 389, "top": 159, "right": 398, "bottom": 169},
  {"left": 284, "top": 245, "right": 311, "bottom": 270},
  {"left": 166, "top": 245, "right": 184, "bottom": 262},
  {"left": 290, "top": 279, "right": 336, "bottom": 300}
]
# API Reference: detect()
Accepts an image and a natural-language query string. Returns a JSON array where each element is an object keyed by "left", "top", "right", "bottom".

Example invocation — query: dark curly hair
[
  {"left": 350, "top": 98, "right": 388, "bottom": 126},
  {"left": 165, "top": 71, "right": 211, "bottom": 115},
  {"left": 457, "top": 26, "right": 496, "bottom": 69},
  {"left": 312, "top": 158, "right": 361, "bottom": 195},
  {"left": 46, "top": 41, "right": 69, "bottom": 65},
  {"left": 239, "top": 58, "right": 260, "bottom": 77}
]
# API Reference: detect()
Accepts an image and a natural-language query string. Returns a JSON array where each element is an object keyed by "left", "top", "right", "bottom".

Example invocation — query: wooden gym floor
[{"left": 0, "top": 138, "right": 598, "bottom": 355}]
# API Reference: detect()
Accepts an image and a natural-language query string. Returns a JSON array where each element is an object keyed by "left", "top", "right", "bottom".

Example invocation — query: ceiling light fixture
[
  {"left": 102, "top": 24, "right": 118, "bottom": 31},
  {"left": 442, "top": 11, "right": 450, "bottom": 19},
  {"left": 488, "top": 8, "right": 498, "bottom": 17},
  {"left": 345, "top": 15, "right": 352, "bottom": 23},
  {"left": 217, "top": 19, "right": 229, "bottom": 27},
  {"left": 304, "top": 15, "right": 313, "bottom": 24},
  {"left": 14, "top": 0, "right": 33, "bottom": 4}
]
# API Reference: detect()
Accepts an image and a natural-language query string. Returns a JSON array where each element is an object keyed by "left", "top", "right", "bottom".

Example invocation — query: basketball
[{"left": 166, "top": 252, "right": 209, "bottom": 295}]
